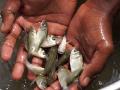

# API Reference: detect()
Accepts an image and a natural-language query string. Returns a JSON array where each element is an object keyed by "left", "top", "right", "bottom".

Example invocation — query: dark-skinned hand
[
  {"left": 66, "top": 0, "right": 120, "bottom": 89},
  {"left": 1, "top": 0, "right": 119, "bottom": 90},
  {"left": 0, "top": 0, "right": 77, "bottom": 90}
]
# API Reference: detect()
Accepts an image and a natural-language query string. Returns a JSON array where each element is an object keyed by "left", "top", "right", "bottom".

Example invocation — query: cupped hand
[
  {"left": 0, "top": 0, "right": 77, "bottom": 90},
  {"left": 66, "top": 2, "right": 114, "bottom": 89}
]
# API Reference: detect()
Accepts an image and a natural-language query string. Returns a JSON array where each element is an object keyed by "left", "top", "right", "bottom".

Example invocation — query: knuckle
[
  {"left": 98, "top": 40, "right": 114, "bottom": 54},
  {"left": 0, "top": 26, "right": 10, "bottom": 33}
]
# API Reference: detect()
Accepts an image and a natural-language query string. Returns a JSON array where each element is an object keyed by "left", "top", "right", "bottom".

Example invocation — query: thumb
[
  {"left": 79, "top": 63, "right": 104, "bottom": 87},
  {"left": 0, "top": 10, "right": 15, "bottom": 33},
  {"left": 79, "top": 65, "right": 92, "bottom": 87}
]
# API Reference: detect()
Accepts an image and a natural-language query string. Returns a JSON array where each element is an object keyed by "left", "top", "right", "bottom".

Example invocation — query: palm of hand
[
  {"left": 67, "top": 4, "right": 113, "bottom": 87},
  {"left": 1, "top": 0, "right": 77, "bottom": 90}
]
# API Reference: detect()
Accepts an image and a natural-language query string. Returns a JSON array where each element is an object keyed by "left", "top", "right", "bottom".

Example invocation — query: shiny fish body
[
  {"left": 25, "top": 60, "right": 45, "bottom": 75},
  {"left": 28, "top": 27, "right": 38, "bottom": 53},
  {"left": 58, "top": 67, "right": 70, "bottom": 90},
  {"left": 41, "top": 35, "right": 62, "bottom": 48},
  {"left": 70, "top": 48, "right": 83, "bottom": 72},
  {"left": 36, "top": 75, "right": 47, "bottom": 90},
  {"left": 58, "top": 36, "right": 67, "bottom": 54},
  {"left": 32, "top": 48, "right": 46, "bottom": 59},
  {"left": 58, "top": 68, "right": 81, "bottom": 90},
  {"left": 28, "top": 20, "right": 47, "bottom": 53},
  {"left": 58, "top": 48, "right": 83, "bottom": 89}
]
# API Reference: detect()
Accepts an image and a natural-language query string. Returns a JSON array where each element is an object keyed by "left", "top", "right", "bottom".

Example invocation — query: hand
[
  {"left": 0, "top": 0, "right": 77, "bottom": 90},
  {"left": 66, "top": 1, "right": 114, "bottom": 89}
]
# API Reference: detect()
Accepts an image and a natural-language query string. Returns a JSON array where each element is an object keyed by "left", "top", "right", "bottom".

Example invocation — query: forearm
[{"left": 85, "top": 0, "right": 120, "bottom": 15}]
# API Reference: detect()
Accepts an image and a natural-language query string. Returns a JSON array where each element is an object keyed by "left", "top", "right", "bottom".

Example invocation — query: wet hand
[
  {"left": 66, "top": 2, "right": 114, "bottom": 89},
  {"left": 0, "top": 0, "right": 77, "bottom": 90}
]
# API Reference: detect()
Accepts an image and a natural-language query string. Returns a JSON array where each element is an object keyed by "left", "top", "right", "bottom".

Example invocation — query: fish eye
[
  {"left": 52, "top": 37, "right": 56, "bottom": 40},
  {"left": 74, "top": 49, "right": 77, "bottom": 52}
]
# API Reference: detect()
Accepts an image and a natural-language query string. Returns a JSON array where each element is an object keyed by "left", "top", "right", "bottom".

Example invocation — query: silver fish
[
  {"left": 58, "top": 68, "right": 82, "bottom": 90},
  {"left": 57, "top": 67, "right": 70, "bottom": 90},
  {"left": 28, "top": 20, "right": 47, "bottom": 53},
  {"left": 32, "top": 48, "right": 46, "bottom": 59},
  {"left": 58, "top": 48, "right": 83, "bottom": 89},
  {"left": 36, "top": 75, "right": 47, "bottom": 90},
  {"left": 58, "top": 36, "right": 67, "bottom": 54},
  {"left": 41, "top": 35, "right": 62, "bottom": 48},
  {"left": 70, "top": 48, "right": 83, "bottom": 73},
  {"left": 24, "top": 20, "right": 47, "bottom": 58},
  {"left": 25, "top": 60, "right": 45, "bottom": 75}
]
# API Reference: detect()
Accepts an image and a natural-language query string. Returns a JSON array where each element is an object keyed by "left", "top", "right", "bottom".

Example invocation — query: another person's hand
[
  {"left": 0, "top": 0, "right": 77, "bottom": 90},
  {"left": 66, "top": 0, "right": 120, "bottom": 89}
]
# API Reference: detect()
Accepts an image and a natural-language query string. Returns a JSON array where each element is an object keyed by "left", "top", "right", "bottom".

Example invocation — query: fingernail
[{"left": 83, "top": 77, "right": 90, "bottom": 86}]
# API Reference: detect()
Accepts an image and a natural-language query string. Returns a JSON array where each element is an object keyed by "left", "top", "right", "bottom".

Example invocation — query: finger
[
  {"left": 47, "top": 23, "right": 67, "bottom": 36},
  {"left": 66, "top": 35, "right": 80, "bottom": 49},
  {"left": 66, "top": 43, "right": 74, "bottom": 52},
  {"left": 0, "top": 0, "right": 21, "bottom": 33},
  {"left": 69, "top": 83, "right": 78, "bottom": 90},
  {"left": 1, "top": 23, "right": 21, "bottom": 61},
  {"left": 12, "top": 44, "right": 27, "bottom": 80},
  {"left": 79, "top": 41, "right": 113, "bottom": 87},
  {"left": 27, "top": 57, "right": 43, "bottom": 80},
  {"left": 16, "top": 16, "right": 32, "bottom": 31},
  {"left": 34, "top": 87, "right": 41, "bottom": 90},
  {"left": 1, "top": 10, "right": 15, "bottom": 33},
  {"left": 79, "top": 66, "right": 91, "bottom": 87},
  {"left": 50, "top": 81, "right": 61, "bottom": 90},
  {"left": 45, "top": 87, "right": 54, "bottom": 90}
]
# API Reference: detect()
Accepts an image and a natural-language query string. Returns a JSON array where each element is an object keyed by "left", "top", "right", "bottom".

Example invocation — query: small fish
[
  {"left": 57, "top": 67, "right": 70, "bottom": 90},
  {"left": 58, "top": 68, "right": 82, "bottom": 90},
  {"left": 70, "top": 48, "right": 83, "bottom": 73},
  {"left": 36, "top": 75, "right": 47, "bottom": 90},
  {"left": 58, "top": 48, "right": 83, "bottom": 89},
  {"left": 32, "top": 48, "right": 47, "bottom": 59},
  {"left": 28, "top": 20, "right": 47, "bottom": 54},
  {"left": 58, "top": 36, "right": 67, "bottom": 54},
  {"left": 41, "top": 35, "right": 62, "bottom": 48},
  {"left": 28, "top": 27, "right": 39, "bottom": 53},
  {"left": 44, "top": 46, "right": 58, "bottom": 74},
  {"left": 25, "top": 59, "right": 45, "bottom": 75}
]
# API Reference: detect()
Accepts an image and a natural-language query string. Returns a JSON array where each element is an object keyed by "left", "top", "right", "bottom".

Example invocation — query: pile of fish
[{"left": 24, "top": 20, "right": 84, "bottom": 90}]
